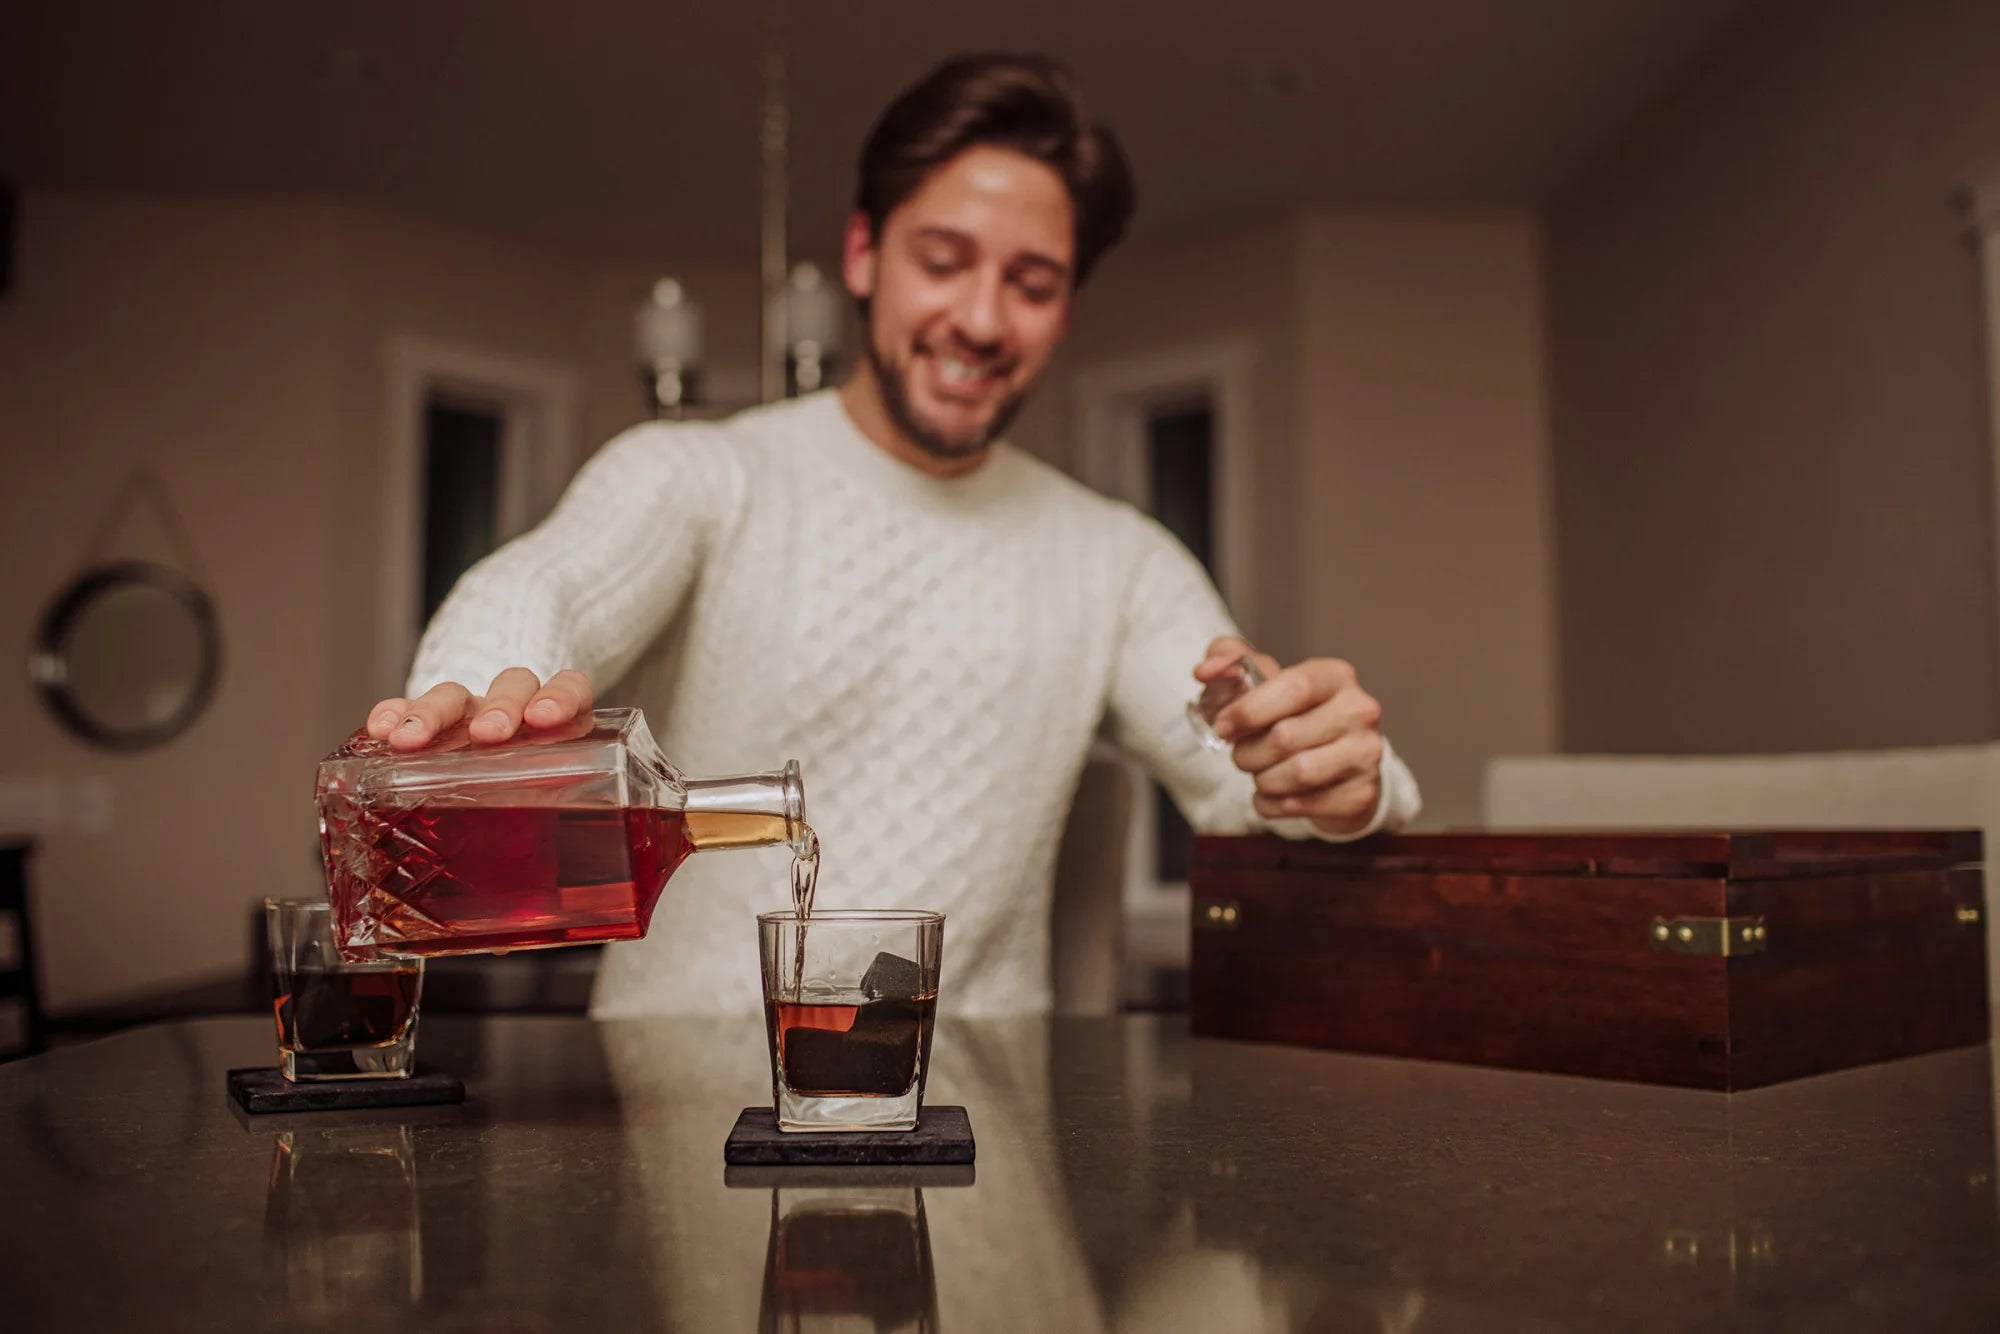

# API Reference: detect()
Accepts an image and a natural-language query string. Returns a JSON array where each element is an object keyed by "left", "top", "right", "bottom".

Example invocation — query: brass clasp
[
  {"left": 1194, "top": 900, "right": 1241, "bottom": 931},
  {"left": 1649, "top": 916, "right": 1767, "bottom": 957}
]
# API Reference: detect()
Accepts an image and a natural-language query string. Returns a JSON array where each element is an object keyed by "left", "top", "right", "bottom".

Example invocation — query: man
[{"left": 367, "top": 53, "right": 1421, "bottom": 1015}]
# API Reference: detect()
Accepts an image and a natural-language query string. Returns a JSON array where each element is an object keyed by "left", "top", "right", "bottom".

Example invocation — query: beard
[{"left": 862, "top": 329, "right": 1031, "bottom": 461}]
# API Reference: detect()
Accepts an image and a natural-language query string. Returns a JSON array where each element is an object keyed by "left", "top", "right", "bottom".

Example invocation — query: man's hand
[
  {"left": 1195, "top": 636, "right": 1385, "bottom": 838},
  {"left": 365, "top": 668, "right": 596, "bottom": 751}
]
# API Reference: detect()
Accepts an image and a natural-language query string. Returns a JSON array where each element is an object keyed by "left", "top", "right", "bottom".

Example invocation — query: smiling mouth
[{"left": 922, "top": 349, "right": 1010, "bottom": 398}]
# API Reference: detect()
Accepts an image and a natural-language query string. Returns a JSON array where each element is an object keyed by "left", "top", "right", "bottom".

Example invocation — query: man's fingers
[
  {"left": 525, "top": 669, "right": 594, "bottom": 728},
  {"left": 1213, "top": 652, "right": 1386, "bottom": 837},
  {"left": 366, "top": 698, "right": 410, "bottom": 740},
  {"left": 1253, "top": 771, "right": 1382, "bottom": 828},
  {"left": 1194, "top": 635, "right": 1256, "bottom": 682},
  {"left": 1252, "top": 729, "right": 1385, "bottom": 799},
  {"left": 1228, "top": 694, "right": 1352, "bottom": 773},
  {"left": 387, "top": 682, "right": 474, "bottom": 750},
  {"left": 470, "top": 667, "right": 544, "bottom": 742},
  {"left": 370, "top": 668, "right": 591, "bottom": 748},
  {"left": 1215, "top": 659, "right": 1355, "bottom": 740}
]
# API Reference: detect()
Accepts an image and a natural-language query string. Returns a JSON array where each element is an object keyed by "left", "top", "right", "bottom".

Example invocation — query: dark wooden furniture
[
  {"left": 0, "top": 841, "right": 46, "bottom": 1060},
  {"left": 1189, "top": 829, "right": 1990, "bottom": 1089}
]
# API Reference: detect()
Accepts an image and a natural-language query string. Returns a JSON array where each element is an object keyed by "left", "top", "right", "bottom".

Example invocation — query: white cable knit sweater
[{"left": 409, "top": 391, "right": 1420, "bottom": 1015}]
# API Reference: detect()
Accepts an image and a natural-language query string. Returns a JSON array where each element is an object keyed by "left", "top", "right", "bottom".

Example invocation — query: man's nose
[{"left": 950, "top": 268, "right": 1006, "bottom": 349}]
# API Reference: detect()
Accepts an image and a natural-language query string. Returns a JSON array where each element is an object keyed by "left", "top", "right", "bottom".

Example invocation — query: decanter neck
[{"left": 681, "top": 759, "right": 807, "bottom": 852}]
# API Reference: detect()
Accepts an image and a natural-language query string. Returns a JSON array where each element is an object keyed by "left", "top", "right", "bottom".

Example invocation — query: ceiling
[{"left": 0, "top": 0, "right": 1758, "bottom": 263}]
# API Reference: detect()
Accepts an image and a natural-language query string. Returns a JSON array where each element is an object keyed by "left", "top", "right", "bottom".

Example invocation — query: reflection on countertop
[
  {"left": 3, "top": 1013, "right": 1999, "bottom": 1331},
  {"left": 754, "top": 1181, "right": 938, "bottom": 1332},
  {"left": 263, "top": 1119, "right": 425, "bottom": 1314}
]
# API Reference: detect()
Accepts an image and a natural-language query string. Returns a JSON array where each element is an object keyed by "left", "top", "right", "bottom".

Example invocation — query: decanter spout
[{"left": 682, "top": 759, "right": 806, "bottom": 852}]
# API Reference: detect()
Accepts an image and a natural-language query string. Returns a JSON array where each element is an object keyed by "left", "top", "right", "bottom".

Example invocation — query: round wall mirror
[{"left": 29, "top": 562, "right": 222, "bottom": 752}]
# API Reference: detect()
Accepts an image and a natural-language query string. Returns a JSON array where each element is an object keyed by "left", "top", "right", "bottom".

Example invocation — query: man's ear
[{"left": 842, "top": 212, "right": 877, "bottom": 299}]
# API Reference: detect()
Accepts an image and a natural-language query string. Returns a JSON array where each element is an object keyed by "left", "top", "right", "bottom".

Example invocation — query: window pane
[
  {"left": 1146, "top": 402, "right": 1216, "bottom": 883},
  {"left": 1148, "top": 405, "right": 1216, "bottom": 574},
  {"left": 421, "top": 402, "right": 503, "bottom": 623}
]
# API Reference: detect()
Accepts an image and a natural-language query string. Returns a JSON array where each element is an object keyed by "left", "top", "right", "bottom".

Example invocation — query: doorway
[
  {"left": 421, "top": 395, "right": 506, "bottom": 625},
  {"left": 378, "top": 338, "right": 581, "bottom": 692},
  {"left": 1145, "top": 398, "right": 1217, "bottom": 888},
  {"left": 1072, "top": 337, "right": 1258, "bottom": 1004}
]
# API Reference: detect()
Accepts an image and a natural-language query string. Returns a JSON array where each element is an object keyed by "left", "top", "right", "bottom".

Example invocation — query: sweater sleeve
[
  {"left": 406, "top": 421, "right": 748, "bottom": 698},
  {"left": 1102, "top": 510, "right": 1421, "bottom": 841}
]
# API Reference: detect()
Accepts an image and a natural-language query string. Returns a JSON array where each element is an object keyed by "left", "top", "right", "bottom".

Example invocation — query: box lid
[{"left": 1194, "top": 829, "right": 1983, "bottom": 879}]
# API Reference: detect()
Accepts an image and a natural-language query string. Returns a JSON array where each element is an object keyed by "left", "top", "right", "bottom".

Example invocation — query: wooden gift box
[{"left": 1188, "top": 830, "right": 1990, "bottom": 1090}]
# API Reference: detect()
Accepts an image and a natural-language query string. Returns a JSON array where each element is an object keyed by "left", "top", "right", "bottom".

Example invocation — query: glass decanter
[{"left": 316, "top": 707, "right": 805, "bottom": 959}]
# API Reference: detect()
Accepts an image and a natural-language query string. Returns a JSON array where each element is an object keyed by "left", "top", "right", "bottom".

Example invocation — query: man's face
[{"left": 844, "top": 145, "right": 1076, "bottom": 459}]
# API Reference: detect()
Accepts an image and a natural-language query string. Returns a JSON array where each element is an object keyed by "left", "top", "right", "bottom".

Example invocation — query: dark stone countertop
[{"left": 4, "top": 1013, "right": 1999, "bottom": 1332}]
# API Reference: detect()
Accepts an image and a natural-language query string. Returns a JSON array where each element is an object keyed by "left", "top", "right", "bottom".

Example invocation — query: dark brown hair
[{"left": 855, "top": 53, "right": 1136, "bottom": 286}]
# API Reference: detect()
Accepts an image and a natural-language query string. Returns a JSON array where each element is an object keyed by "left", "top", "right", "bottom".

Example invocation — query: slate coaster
[
  {"left": 723, "top": 1104, "right": 974, "bottom": 1166},
  {"left": 723, "top": 1163, "right": 978, "bottom": 1190},
  {"left": 226, "top": 1066, "right": 465, "bottom": 1115}
]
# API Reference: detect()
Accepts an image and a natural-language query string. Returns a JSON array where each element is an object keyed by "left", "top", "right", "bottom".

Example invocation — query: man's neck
[{"left": 837, "top": 363, "right": 992, "bottom": 480}]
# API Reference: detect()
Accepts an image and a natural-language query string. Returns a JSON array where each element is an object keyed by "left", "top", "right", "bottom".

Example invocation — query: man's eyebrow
[
  {"left": 910, "top": 225, "right": 1072, "bottom": 276},
  {"left": 1007, "top": 250, "right": 1070, "bottom": 276}
]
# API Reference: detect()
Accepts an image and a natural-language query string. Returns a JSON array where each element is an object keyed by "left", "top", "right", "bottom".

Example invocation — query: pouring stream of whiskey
[{"left": 789, "top": 824, "right": 819, "bottom": 1000}]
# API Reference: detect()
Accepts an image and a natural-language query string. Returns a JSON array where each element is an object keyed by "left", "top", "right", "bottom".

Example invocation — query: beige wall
[
  {"left": 1, "top": 194, "right": 348, "bottom": 1011},
  {"left": 1024, "top": 208, "right": 1559, "bottom": 828},
  {"left": 0, "top": 192, "right": 672, "bottom": 1011},
  {"left": 1294, "top": 209, "right": 1560, "bottom": 828},
  {"left": 1019, "top": 215, "right": 1307, "bottom": 655},
  {"left": 1548, "top": 0, "right": 2000, "bottom": 754}
]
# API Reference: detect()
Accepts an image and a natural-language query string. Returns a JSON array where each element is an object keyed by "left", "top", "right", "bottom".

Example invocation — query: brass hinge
[
  {"left": 1650, "top": 915, "right": 1767, "bottom": 957},
  {"left": 1957, "top": 905, "right": 1982, "bottom": 925},
  {"left": 1194, "top": 899, "right": 1241, "bottom": 931}
]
